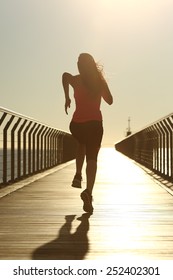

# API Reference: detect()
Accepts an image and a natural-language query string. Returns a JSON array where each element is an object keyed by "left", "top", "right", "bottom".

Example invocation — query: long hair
[{"left": 77, "top": 53, "right": 105, "bottom": 97}]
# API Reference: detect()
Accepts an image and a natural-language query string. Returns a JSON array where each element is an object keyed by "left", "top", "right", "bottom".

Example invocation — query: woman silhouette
[{"left": 62, "top": 53, "right": 113, "bottom": 213}]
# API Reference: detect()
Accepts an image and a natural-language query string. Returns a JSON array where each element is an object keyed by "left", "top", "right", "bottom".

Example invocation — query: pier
[{"left": 0, "top": 108, "right": 173, "bottom": 260}]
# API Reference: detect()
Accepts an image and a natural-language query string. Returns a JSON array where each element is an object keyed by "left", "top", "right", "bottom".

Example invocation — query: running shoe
[
  {"left": 72, "top": 174, "right": 82, "bottom": 188},
  {"left": 80, "top": 189, "right": 93, "bottom": 214}
]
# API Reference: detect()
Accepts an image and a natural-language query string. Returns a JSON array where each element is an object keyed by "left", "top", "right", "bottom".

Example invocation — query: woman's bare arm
[
  {"left": 101, "top": 81, "right": 113, "bottom": 105},
  {"left": 62, "top": 72, "right": 74, "bottom": 114}
]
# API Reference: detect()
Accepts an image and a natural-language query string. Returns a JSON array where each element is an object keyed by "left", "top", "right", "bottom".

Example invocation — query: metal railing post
[
  {"left": 3, "top": 115, "right": 15, "bottom": 184},
  {"left": 11, "top": 118, "right": 22, "bottom": 182},
  {"left": 32, "top": 124, "right": 41, "bottom": 173},
  {"left": 17, "top": 119, "right": 28, "bottom": 180},
  {"left": 0, "top": 113, "right": 7, "bottom": 126},
  {"left": 36, "top": 125, "right": 45, "bottom": 172},
  {"left": 166, "top": 117, "right": 173, "bottom": 179},
  {"left": 28, "top": 123, "right": 37, "bottom": 175},
  {"left": 40, "top": 127, "right": 49, "bottom": 171},
  {"left": 157, "top": 123, "right": 166, "bottom": 176},
  {"left": 23, "top": 121, "right": 32, "bottom": 177}
]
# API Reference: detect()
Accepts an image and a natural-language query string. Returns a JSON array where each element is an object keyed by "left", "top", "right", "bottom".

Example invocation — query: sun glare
[{"left": 94, "top": 147, "right": 156, "bottom": 259}]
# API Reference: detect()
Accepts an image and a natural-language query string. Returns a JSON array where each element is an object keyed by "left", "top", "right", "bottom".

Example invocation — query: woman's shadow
[{"left": 32, "top": 213, "right": 91, "bottom": 260}]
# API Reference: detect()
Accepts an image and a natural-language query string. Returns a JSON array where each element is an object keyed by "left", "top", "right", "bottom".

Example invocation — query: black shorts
[{"left": 70, "top": 121, "right": 103, "bottom": 161}]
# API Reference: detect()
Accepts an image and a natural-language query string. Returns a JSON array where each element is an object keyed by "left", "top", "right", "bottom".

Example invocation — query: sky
[{"left": 1, "top": 0, "right": 173, "bottom": 146}]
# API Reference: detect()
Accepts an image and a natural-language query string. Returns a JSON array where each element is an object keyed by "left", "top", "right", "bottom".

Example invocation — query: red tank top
[{"left": 72, "top": 85, "right": 102, "bottom": 123}]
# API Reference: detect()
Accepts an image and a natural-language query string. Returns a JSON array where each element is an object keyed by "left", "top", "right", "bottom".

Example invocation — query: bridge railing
[
  {"left": 115, "top": 113, "right": 173, "bottom": 183},
  {"left": 0, "top": 107, "right": 77, "bottom": 186}
]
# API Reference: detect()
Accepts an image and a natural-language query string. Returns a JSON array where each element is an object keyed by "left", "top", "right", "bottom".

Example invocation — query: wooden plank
[{"left": 0, "top": 148, "right": 173, "bottom": 260}]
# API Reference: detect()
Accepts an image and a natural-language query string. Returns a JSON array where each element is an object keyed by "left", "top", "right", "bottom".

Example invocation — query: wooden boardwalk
[{"left": 0, "top": 148, "right": 173, "bottom": 260}]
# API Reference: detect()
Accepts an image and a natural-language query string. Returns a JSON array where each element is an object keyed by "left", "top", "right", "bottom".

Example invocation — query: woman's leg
[
  {"left": 86, "top": 159, "right": 97, "bottom": 195},
  {"left": 75, "top": 143, "right": 86, "bottom": 176},
  {"left": 80, "top": 121, "right": 103, "bottom": 213},
  {"left": 80, "top": 157, "right": 98, "bottom": 213},
  {"left": 70, "top": 121, "right": 86, "bottom": 187},
  {"left": 72, "top": 143, "right": 86, "bottom": 188},
  {"left": 85, "top": 122, "right": 103, "bottom": 194}
]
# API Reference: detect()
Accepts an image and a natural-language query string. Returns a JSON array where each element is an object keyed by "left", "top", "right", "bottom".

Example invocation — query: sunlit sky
[{"left": 1, "top": 0, "right": 173, "bottom": 145}]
